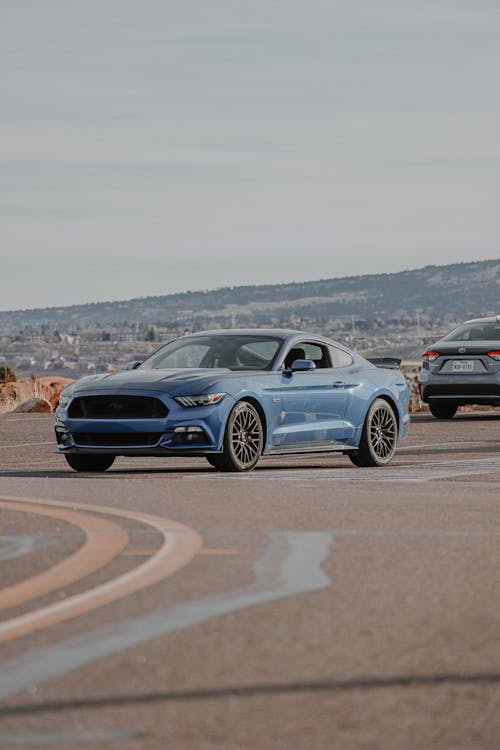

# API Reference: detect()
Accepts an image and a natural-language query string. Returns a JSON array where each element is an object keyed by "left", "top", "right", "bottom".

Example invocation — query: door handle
[{"left": 332, "top": 381, "right": 345, "bottom": 389}]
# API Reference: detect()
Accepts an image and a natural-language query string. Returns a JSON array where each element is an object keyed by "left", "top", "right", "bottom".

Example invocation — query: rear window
[
  {"left": 443, "top": 322, "right": 500, "bottom": 341},
  {"left": 329, "top": 345, "right": 353, "bottom": 368}
]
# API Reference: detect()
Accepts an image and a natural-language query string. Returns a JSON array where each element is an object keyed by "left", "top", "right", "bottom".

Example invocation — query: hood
[{"left": 70, "top": 368, "right": 232, "bottom": 395}]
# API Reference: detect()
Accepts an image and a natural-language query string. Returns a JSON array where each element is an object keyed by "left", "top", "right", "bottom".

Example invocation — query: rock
[
  {"left": 13, "top": 397, "right": 53, "bottom": 413},
  {"left": 0, "top": 376, "right": 73, "bottom": 414}
]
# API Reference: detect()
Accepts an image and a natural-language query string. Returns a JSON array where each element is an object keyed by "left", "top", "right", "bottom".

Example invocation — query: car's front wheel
[
  {"left": 64, "top": 454, "right": 115, "bottom": 472},
  {"left": 349, "top": 398, "right": 398, "bottom": 467},
  {"left": 205, "top": 454, "right": 226, "bottom": 470},
  {"left": 209, "top": 401, "right": 264, "bottom": 472},
  {"left": 429, "top": 402, "right": 457, "bottom": 419}
]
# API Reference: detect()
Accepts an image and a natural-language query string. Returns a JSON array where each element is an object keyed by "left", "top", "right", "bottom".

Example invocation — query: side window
[
  {"left": 283, "top": 342, "right": 331, "bottom": 369},
  {"left": 329, "top": 345, "right": 353, "bottom": 368},
  {"left": 302, "top": 343, "right": 330, "bottom": 368}
]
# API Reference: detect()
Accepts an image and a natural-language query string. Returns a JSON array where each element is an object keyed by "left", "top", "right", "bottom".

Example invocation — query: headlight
[
  {"left": 174, "top": 393, "right": 226, "bottom": 408},
  {"left": 58, "top": 392, "right": 72, "bottom": 409}
]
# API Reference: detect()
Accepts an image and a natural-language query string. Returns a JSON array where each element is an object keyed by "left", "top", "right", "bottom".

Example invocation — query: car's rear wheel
[
  {"left": 349, "top": 398, "right": 397, "bottom": 467},
  {"left": 429, "top": 402, "right": 457, "bottom": 419},
  {"left": 210, "top": 401, "right": 264, "bottom": 472},
  {"left": 64, "top": 454, "right": 115, "bottom": 472}
]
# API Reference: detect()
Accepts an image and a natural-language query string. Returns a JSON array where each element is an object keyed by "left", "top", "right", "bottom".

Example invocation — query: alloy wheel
[{"left": 230, "top": 403, "right": 263, "bottom": 468}]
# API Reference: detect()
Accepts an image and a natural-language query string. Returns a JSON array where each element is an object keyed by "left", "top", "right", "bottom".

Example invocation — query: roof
[
  {"left": 463, "top": 315, "right": 500, "bottom": 324},
  {"left": 179, "top": 328, "right": 321, "bottom": 339}
]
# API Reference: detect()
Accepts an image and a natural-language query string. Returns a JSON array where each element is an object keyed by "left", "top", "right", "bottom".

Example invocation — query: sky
[{"left": 1, "top": 0, "right": 499, "bottom": 311}]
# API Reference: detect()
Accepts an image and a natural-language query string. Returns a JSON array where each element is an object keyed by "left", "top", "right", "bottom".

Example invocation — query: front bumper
[{"left": 55, "top": 391, "right": 235, "bottom": 456}]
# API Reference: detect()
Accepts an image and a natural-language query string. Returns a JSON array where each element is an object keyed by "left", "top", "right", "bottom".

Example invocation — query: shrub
[{"left": 0, "top": 363, "right": 18, "bottom": 384}]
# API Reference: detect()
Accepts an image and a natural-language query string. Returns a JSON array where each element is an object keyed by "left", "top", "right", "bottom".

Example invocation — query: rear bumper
[{"left": 419, "top": 373, "right": 500, "bottom": 405}]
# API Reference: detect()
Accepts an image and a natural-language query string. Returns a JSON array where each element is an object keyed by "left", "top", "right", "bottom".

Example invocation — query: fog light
[
  {"left": 172, "top": 426, "right": 207, "bottom": 445},
  {"left": 55, "top": 428, "right": 72, "bottom": 445}
]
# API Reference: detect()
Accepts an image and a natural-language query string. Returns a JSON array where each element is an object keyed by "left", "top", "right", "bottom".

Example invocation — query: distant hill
[{"left": 1, "top": 259, "right": 499, "bottom": 329}]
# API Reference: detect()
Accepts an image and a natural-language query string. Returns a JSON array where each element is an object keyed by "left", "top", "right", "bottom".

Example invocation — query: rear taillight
[
  {"left": 487, "top": 350, "right": 500, "bottom": 361},
  {"left": 422, "top": 351, "right": 440, "bottom": 362}
]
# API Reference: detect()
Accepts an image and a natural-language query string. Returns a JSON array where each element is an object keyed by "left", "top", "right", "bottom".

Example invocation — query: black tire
[
  {"left": 205, "top": 454, "right": 226, "bottom": 470},
  {"left": 213, "top": 401, "right": 264, "bottom": 472},
  {"left": 64, "top": 454, "right": 115, "bottom": 472},
  {"left": 429, "top": 402, "right": 457, "bottom": 420},
  {"left": 349, "top": 398, "right": 398, "bottom": 467}
]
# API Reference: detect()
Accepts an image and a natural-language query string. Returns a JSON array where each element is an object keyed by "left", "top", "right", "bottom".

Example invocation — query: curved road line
[
  {"left": 0, "top": 496, "right": 203, "bottom": 645},
  {"left": 0, "top": 500, "right": 128, "bottom": 614},
  {"left": 0, "top": 531, "right": 332, "bottom": 700}
]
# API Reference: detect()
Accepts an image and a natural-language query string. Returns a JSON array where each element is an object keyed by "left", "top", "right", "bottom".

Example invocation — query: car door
[{"left": 269, "top": 341, "right": 354, "bottom": 450}]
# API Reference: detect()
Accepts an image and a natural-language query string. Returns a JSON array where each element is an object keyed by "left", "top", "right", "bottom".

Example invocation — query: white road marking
[
  {"left": 1, "top": 417, "right": 53, "bottom": 422},
  {"left": 185, "top": 456, "right": 500, "bottom": 483},
  {"left": 0, "top": 442, "right": 54, "bottom": 449},
  {"left": 0, "top": 729, "right": 141, "bottom": 745},
  {"left": 0, "top": 460, "right": 63, "bottom": 473},
  {"left": 398, "top": 440, "right": 499, "bottom": 451}
]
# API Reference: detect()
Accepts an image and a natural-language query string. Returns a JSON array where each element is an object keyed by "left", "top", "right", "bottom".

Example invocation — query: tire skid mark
[
  {"left": 0, "top": 534, "right": 56, "bottom": 562},
  {"left": 0, "top": 496, "right": 203, "bottom": 645},
  {"left": 0, "top": 500, "right": 128, "bottom": 614},
  {"left": 0, "top": 532, "right": 331, "bottom": 701}
]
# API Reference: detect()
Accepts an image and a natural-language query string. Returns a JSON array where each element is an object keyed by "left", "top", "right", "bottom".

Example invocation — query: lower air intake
[{"left": 73, "top": 433, "right": 162, "bottom": 447}]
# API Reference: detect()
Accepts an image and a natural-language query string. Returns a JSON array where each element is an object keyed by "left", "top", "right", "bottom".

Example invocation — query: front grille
[
  {"left": 69, "top": 395, "right": 168, "bottom": 419},
  {"left": 73, "top": 432, "right": 162, "bottom": 446}
]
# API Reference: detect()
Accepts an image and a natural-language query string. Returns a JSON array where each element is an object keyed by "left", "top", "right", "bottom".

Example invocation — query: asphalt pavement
[{"left": 0, "top": 411, "right": 499, "bottom": 749}]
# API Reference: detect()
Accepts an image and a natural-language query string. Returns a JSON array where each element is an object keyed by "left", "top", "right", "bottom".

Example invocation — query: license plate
[{"left": 452, "top": 359, "right": 474, "bottom": 373}]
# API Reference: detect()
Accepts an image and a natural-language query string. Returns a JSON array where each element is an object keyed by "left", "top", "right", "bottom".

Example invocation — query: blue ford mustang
[{"left": 55, "top": 329, "right": 410, "bottom": 472}]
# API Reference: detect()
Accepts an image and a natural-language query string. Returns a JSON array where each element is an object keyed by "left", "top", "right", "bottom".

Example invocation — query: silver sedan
[{"left": 419, "top": 315, "right": 500, "bottom": 419}]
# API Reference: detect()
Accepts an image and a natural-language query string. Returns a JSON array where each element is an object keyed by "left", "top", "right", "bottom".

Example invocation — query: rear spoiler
[{"left": 367, "top": 357, "right": 402, "bottom": 370}]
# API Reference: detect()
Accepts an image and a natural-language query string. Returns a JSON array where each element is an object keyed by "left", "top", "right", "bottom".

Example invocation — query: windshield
[
  {"left": 443, "top": 322, "right": 500, "bottom": 342},
  {"left": 140, "top": 334, "right": 283, "bottom": 371}
]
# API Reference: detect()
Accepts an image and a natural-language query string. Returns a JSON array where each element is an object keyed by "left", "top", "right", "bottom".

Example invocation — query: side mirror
[
  {"left": 290, "top": 359, "right": 316, "bottom": 372},
  {"left": 125, "top": 360, "right": 142, "bottom": 370}
]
